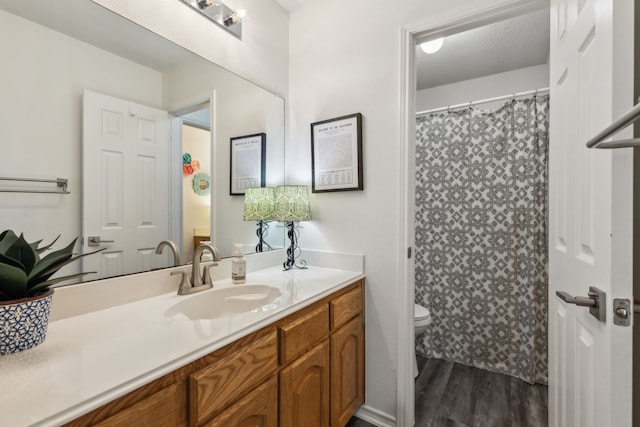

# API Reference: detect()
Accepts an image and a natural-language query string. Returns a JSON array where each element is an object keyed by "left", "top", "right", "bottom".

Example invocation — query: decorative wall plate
[{"left": 193, "top": 173, "right": 211, "bottom": 196}]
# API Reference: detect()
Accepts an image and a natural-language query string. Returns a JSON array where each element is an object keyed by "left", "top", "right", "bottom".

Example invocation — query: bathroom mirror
[{"left": 0, "top": 0, "right": 284, "bottom": 282}]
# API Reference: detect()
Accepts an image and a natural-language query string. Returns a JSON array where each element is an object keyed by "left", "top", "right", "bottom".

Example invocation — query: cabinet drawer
[
  {"left": 94, "top": 384, "right": 177, "bottom": 427},
  {"left": 280, "top": 304, "right": 329, "bottom": 365},
  {"left": 190, "top": 331, "right": 278, "bottom": 426},
  {"left": 330, "top": 285, "right": 363, "bottom": 330},
  {"left": 203, "top": 376, "right": 278, "bottom": 427}
]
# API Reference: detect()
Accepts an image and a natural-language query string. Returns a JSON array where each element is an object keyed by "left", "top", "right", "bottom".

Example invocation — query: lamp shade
[
  {"left": 243, "top": 187, "right": 275, "bottom": 221},
  {"left": 273, "top": 185, "right": 311, "bottom": 221}
]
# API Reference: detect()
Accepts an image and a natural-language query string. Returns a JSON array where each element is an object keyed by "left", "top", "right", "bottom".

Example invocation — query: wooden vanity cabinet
[
  {"left": 278, "top": 281, "right": 364, "bottom": 427},
  {"left": 65, "top": 279, "right": 364, "bottom": 427}
]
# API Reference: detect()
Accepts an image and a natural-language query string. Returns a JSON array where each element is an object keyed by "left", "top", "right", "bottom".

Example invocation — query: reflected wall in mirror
[{"left": 0, "top": 0, "right": 285, "bottom": 283}]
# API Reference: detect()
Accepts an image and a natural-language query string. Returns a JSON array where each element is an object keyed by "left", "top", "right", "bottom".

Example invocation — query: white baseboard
[{"left": 355, "top": 404, "right": 397, "bottom": 427}]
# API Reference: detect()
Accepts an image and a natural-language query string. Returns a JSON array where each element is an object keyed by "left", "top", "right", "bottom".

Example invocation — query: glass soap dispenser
[{"left": 231, "top": 244, "right": 246, "bottom": 284}]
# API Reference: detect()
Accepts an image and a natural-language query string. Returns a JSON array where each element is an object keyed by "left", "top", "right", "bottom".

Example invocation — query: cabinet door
[
  {"left": 204, "top": 376, "right": 278, "bottom": 427},
  {"left": 280, "top": 340, "right": 330, "bottom": 427},
  {"left": 330, "top": 316, "right": 364, "bottom": 427}
]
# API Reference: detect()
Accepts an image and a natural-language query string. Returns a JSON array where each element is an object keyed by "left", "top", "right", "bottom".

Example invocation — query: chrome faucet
[
  {"left": 192, "top": 243, "right": 221, "bottom": 286},
  {"left": 172, "top": 242, "right": 221, "bottom": 295},
  {"left": 155, "top": 240, "right": 181, "bottom": 266}
]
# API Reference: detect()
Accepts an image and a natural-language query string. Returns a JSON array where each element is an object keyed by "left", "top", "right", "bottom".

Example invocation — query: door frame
[
  {"left": 397, "top": 1, "right": 549, "bottom": 425},
  {"left": 168, "top": 92, "right": 217, "bottom": 259}
]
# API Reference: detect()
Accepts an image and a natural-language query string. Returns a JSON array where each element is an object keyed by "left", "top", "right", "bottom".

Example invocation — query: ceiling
[
  {"left": 416, "top": 9, "right": 550, "bottom": 90},
  {"left": 274, "top": 0, "right": 314, "bottom": 12}
]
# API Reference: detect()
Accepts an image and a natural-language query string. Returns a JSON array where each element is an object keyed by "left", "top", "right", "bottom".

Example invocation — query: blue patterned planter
[{"left": 0, "top": 290, "right": 53, "bottom": 355}]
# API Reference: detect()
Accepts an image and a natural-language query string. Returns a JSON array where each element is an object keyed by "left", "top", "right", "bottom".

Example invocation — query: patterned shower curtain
[{"left": 414, "top": 95, "right": 549, "bottom": 384}]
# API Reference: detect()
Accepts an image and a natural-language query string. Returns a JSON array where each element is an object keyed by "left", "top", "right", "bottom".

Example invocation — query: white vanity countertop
[{"left": 0, "top": 265, "right": 364, "bottom": 427}]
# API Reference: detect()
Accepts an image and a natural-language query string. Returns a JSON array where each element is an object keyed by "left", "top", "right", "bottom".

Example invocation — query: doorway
[
  {"left": 412, "top": 9, "right": 550, "bottom": 426},
  {"left": 170, "top": 100, "right": 214, "bottom": 264},
  {"left": 397, "top": 2, "right": 554, "bottom": 427},
  {"left": 399, "top": 1, "right": 635, "bottom": 426}
]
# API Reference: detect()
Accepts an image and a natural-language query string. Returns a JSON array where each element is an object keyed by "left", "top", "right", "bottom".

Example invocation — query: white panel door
[
  {"left": 548, "top": 1, "right": 633, "bottom": 426},
  {"left": 82, "top": 90, "right": 170, "bottom": 279}
]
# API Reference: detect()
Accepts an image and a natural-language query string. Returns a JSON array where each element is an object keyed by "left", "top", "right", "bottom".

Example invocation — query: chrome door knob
[
  {"left": 556, "top": 286, "right": 606, "bottom": 322},
  {"left": 87, "top": 236, "right": 115, "bottom": 246}
]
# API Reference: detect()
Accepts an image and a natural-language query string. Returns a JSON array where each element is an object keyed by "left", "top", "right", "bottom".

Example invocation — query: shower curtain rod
[{"left": 416, "top": 87, "right": 550, "bottom": 116}]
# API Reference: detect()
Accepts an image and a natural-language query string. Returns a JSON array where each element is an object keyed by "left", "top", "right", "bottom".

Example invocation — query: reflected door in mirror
[{"left": 82, "top": 90, "right": 171, "bottom": 279}]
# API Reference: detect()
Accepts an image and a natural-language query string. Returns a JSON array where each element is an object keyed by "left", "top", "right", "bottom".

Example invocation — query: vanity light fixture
[
  {"left": 179, "top": 0, "right": 243, "bottom": 39},
  {"left": 419, "top": 37, "right": 444, "bottom": 54},
  {"left": 273, "top": 185, "right": 311, "bottom": 271},
  {"left": 243, "top": 187, "right": 275, "bottom": 252}
]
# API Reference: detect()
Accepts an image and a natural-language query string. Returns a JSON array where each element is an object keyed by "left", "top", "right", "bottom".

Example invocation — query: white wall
[
  {"left": 0, "top": 9, "right": 161, "bottom": 245},
  {"left": 287, "top": 0, "right": 546, "bottom": 423},
  {"left": 416, "top": 63, "right": 549, "bottom": 112},
  {"left": 93, "top": 0, "right": 289, "bottom": 98}
]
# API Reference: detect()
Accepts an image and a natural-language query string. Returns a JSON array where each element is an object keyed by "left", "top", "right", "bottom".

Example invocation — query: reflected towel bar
[
  {"left": 586, "top": 101, "right": 640, "bottom": 149},
  {"left": 0, "top": 177, "right": 70, "bottom": 194}
]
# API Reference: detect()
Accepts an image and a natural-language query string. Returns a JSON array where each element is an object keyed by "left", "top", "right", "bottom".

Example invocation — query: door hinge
[{"left": 407, "top": 247, "right": 412, "bottom": 259}]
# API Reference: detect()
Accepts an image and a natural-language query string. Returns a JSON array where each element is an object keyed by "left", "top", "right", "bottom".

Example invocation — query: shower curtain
[{"left": 414, "top": 95, "right": 549, "bottom": 384}]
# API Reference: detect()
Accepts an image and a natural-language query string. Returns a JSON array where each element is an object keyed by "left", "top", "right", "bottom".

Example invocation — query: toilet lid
[{"left": 414, "top": 304, "right": 431, "bottom": 321}]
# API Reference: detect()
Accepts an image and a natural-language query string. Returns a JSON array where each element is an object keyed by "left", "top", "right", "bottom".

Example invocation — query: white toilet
[{"left": 414, "top": 303, "right": 431, "bottom": 377}]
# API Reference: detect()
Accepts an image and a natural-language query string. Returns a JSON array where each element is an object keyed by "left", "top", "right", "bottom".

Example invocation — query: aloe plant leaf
[
  {"left": 26, "top": 238, "right": 77, "bottom": 282},
  {"left": 0, "top": 263, "right": 28, "bottom": 299},
  {"left": 33, "top": 235, "right": 61, "bottom": 254},
  {"left": 26, "top": 252, "right": 72, "bottom": 285},
  {"left": 0, "top": 230, "right": 19, "bottom": 255},
  {"left": 27, "top": 247, "right": 105, "bottom": 288},
  {"left": 0, "top": 251, "right": 25, "bottom": 270},
  {"left": 29, "top": 239, "right": 43, "bottom": 248},
  {"left": 6, "top": 234, "right": 37, "bottom": 275}
]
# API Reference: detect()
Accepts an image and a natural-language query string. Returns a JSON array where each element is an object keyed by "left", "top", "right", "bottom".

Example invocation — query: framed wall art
[
  {"left": 229, "top": 133, "right": 266, "bottom": 195},
  {"left": 311, "top": 113, "right": 363, "bottom": 193}
]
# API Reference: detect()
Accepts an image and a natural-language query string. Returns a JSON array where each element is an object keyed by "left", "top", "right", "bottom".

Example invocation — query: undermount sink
[{"left": 164, "top": 284, "right": 282, "bottom": 320}]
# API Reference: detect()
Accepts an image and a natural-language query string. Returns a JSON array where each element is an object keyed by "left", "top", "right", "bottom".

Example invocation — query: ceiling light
[
  {"left": 181, "top": 0, "right": 243, "bottom": 39},
  {"left": 420, "top": 37, "right": 444, "bottom": 54},
  {"left": 223, "top": 11, "right": 239, "bottom": 26}
]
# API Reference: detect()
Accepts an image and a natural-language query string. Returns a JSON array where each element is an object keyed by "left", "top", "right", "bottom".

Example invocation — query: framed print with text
[
  {"left": 311, "top": 113, "right": 363, "bottom": 193},
  {"left": 230, "top": 133, "right": 266, "bottom": 195}
]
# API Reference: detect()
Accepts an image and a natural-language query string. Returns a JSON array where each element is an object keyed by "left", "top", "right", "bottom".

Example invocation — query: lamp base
[
  {"left": 255, "top": 220, "right": 273, "bottom": 253},
  {"left": 283, "top": 221, "right": 307, "bottom": 271}
]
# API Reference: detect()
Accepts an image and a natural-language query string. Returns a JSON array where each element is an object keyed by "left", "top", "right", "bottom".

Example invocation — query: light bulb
[
  {"left": 197, "top": 0, "right": 213, "bottom": 9},
  {"left": 420, "top": 37, "right": 444, "bottom": 54}
]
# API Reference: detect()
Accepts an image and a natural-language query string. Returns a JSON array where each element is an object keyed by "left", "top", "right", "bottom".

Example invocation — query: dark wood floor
[{"left": 346, "top": 356, "right": 548, "bottom": 427}]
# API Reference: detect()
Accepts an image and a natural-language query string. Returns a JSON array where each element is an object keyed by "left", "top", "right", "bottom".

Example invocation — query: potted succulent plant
[{"left": 0, "top": 230, "right": 102, "bottom": 354}]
